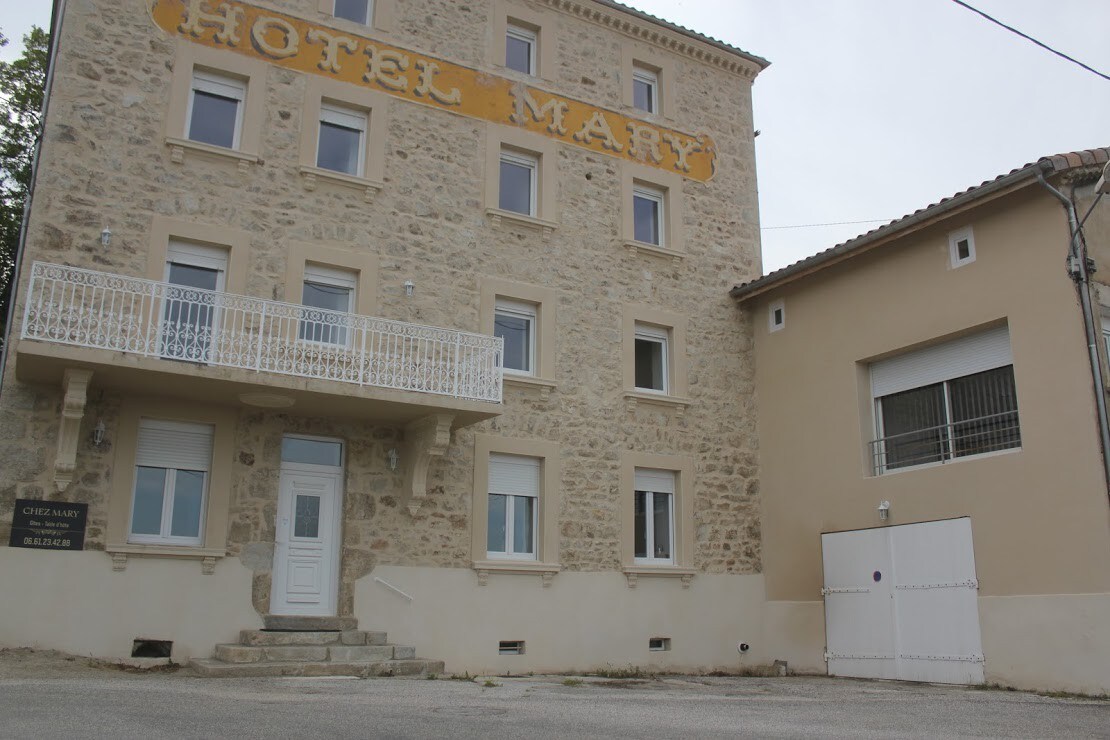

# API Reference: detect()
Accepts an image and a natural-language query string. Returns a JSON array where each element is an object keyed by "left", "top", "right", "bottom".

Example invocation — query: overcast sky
[{"left": 3, "top": 1, "right": 1108, "bottom": 273}]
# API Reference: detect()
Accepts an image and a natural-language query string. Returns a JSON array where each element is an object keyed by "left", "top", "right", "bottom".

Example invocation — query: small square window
[
  {"left": 300, "top": 264, "right": 357, "bottom": 345},
  {"left": 769, "top": 299, "right": 785, "bottom": 333},
  {"left": 499, "top": 149, "right": 538, "bottom": 216},
  {"left": 187, "top": 70, "right": 246, "bottom": 150},
  {"left": 317, "top": 103, "right": 366, "bottom": 176},
  {"left": 949, "top": 227, "right": 976, "bottom": 267},
  {"left": 495, "top": 299, "right": 537, "bottom": 376},
  {"left": 634, "top": 323, "right": 669, "bottom": 393},
  {"left": 633, "top": 185, "right": 665, "bottom": 246},
  {"left": 505, "top": 24, "right": 537, "bottom": 75},
  {"left": 499, "top": 640, "right": 526, "bottom": 655},
  {"left": 649, "top": 637, "right": 671, "bottom": 652},
  {"left": 632, "top": 66, "right": 659, "bottom": 114},
  {"left": 333, "top": 0, "right": 371, "bottom": 24}
]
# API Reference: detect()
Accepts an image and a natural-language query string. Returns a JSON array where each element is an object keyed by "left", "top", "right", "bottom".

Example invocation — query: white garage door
[{"left": 821, "top": 518, "right": 985, "bottom": 684}]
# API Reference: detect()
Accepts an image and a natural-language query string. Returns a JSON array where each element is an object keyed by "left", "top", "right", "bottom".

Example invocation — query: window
[
  {"left": 487, "top": 454, "right": 540, "bottom": 560},
  {"left": 633, "top": 185, "right": 665, "bottom": 246},
  {"left": 635, "top": 323, "right": 669, "bottom": 393},
  {"left": 949, "top": 227, "right": 976, "bottom": 267},
  {"left": 634, "top": 468, "right": 674, "bottom": 565},
  {"left": 870, "top": 325, "right": 1020, "bottom": 474},
  {"left": 499, "top": 149, "right": 537, "bottom": 216},
  {"left": 333, "top": 0, "right": 371, "bottom": 24},
  {"left": 505, "top": 24, "right": 537, "bottom": 75},
  {"left": 769, "top": 299, "right": 785, "bottom": 332},
  {"left": 162, "top": 240, "right": 228, "bottom": 363},
  {"left": 187, "top": 70, "right": 245, "bottom": 150},
  {"left": 300, "top": 264, "right": 357, "bottom": 345},
  {"left": 128, "top": 419, "right": 214, "bottom": 546},
  {"left": 632, "top": 65, "right": 659, "bottom": 113},
  {"left": 495, "top": 299, "right": 536, "bottom": 376},
  {"left": 1102, "top": 318, "right": 1110, "bottom": 369},
  {"left": 317, "top": 103, "right": 366, "bottom": 176}
]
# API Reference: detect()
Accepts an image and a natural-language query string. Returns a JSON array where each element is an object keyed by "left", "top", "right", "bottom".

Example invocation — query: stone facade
[{"left": 0, "top": 0, "right": 767, "bottom": 669}]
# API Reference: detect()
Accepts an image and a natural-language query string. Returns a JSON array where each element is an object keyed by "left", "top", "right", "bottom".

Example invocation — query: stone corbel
[
  {"left": 111, "top": 552, "right": 128, "bottom": 572},
  {"left": 55, "top": 369, "right": 92, "bottom": 492},
  {"left": 400, "top": 414, "right": 454, "bottom": 516},
  {"left": 201, "top": 557, "right": 217, "bottom": 575}
]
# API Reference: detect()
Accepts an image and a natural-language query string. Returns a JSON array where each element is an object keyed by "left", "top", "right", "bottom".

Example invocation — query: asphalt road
[{"left": 1, "top": 669, "right": 1108, "bottom": 739}]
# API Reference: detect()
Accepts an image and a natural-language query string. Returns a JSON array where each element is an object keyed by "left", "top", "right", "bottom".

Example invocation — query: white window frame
[
  {"left": 949, "top": 226, "right": 976, "bottom": 268},
  {"left": 633, "top": 468, "right": 675, "bottom": 566},
  {"left": 769, "top": 299, "right": 785, "bottom": 333},
  {"left": 300, "top": 264, "right": 358, "bottom": 347},
  {"left": 634, "top": 323, "right": 670, "bottom": 394},
  {"left": 186, "top": 70, "right": 246, "bottom": 150},
  {"left": 332, "top": 0, "right": 373, "bottom": 25},
  {"left": 1101, "top": 317, "right": 1110, "bottom": 369},
  {"left": 505, "top": 24, "right": 537, "bottom": 76},
  {"left": 495, "top": 298, "right": 537, "bottom": 377},
  {"left": 632, "top": 184, "right": 666, "bottom": 247},
  {"left": 632, "top": 65, "right": 659, "bottom": 114},
  {"left": 499, "top": 149, "right": 538, "bottom": 217},
  {"left": 487, "top": 453, "right": 540, "bottom": 561},
  {"left": 127, "top": 419, "right": 214, "bottom": 547},
  {"left": 317, "top": 102, "right": 368, "bottom": 177}
]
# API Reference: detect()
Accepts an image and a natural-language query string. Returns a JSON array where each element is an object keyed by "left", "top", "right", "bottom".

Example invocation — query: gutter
[
  {"left": 1035, "top": 172, "right": 1110, "bottom": 499},
  {"left": 0, "top": 0, "right": 66, "bottom": 393}
]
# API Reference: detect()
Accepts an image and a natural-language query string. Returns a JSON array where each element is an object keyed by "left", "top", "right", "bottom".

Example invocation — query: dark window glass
[
  {"left": 495, "top": 310, "right": 532, "bottom": 373},
  {"left": 294, "top": 494, "right": 322, "bottom": 539},
  {"left": 162, "top": 262, "right": 219, "bottom": 362},
  {"left": 633, "top": 193, "right": 661, "bottom": 245},
  {"left": 317, "top": 121, "right": 361, "bottom": 175},
  {"left": 334, "top": 0, "right": 369, "bottom": 23},
  {"left": 635, "top": 337, "right": 665, "bottom": 391},
  {"left": 505, "top": 32, "right": 533, "bottom": 74},
  {"left": 189, "top": 90, "right": 239, "bottom": 149},
  {"left": 499, "top": 158, "right": 533, "bottom": 215},
  {"left": 633, "top": 77, "right": 655, "bottom": 112}
]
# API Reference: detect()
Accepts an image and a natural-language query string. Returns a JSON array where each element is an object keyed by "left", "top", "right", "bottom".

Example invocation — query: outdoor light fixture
[
  {"left": 387, "top": 447, "right": 399, "bottom": 471},
  {"left": 1097, "top": 160, "right": 1110, "bottom": 195},
  {"left": 100, "top": 228, "right": 112, "bottom": 247},
  {"left": 92, "top": 419, "right": 107, "bottom": 449},
  {"left": 878, "top": 500, "right": 891, "bottom": 521},
  {"left": 403, "top": 280, "right": 415, "bottom": 297}
]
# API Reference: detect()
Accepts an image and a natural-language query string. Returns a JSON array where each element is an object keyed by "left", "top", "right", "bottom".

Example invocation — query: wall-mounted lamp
[
  {"left": 877, "top": 500, "right": 891, "bottom": 521},
  {"left": 403, "top": 280, "right": 415, "bottom": 297},
  {"left": 387, "top": 447, "right": 399, "bottom": 471},
  {"left": 100, "top": 228, "right": 112, "bottom": 247},
  {"left": 92, "top": 419, "right": 107, "bottom": 449}
]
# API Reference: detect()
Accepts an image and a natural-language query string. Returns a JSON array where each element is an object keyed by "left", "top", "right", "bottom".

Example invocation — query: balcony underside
[{"left": 16, "top": 341, "right": 502, "bottom": 428}]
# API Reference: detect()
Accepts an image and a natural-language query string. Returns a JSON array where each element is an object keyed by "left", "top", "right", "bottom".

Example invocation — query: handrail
[{"left": 870, "top": 410, "right": 1021, "bottom": 474}]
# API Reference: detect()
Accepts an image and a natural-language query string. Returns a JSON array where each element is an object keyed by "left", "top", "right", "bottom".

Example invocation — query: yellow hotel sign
[{"left": 151, "top": 0, "right": 717, "bottom": 182}]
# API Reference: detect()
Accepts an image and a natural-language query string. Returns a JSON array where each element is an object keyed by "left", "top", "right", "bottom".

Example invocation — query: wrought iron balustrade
[
  {"left": 20, "top": 262, "right": 503, "bottom": 403},
  {"left": 869, "top": 410, "right": 1021, "bottom": 475}
]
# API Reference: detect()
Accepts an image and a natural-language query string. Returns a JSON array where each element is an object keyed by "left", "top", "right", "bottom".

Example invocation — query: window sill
[
  {"left": 504, "top": 374, "right": 557, "bottom": 400},
  {"left": 623, "top": 390, "right": 689, "bottom": 417},
  {"left": 624, "top": 240, "right": 685, "bottom": 264},
  {"left": 106, "top": 543, "right": 226, "bottom": 575},
  {"left": 622, "top": 565, "right": 696, "bottom": 589},
  {"left": 473, "top": 560, "right": 561, "bottom": 587},
  {"left": 299, "top": 165, "right": 384, "bottom": 202},
  {"left": 485, "top": 208, "right": 557, "bottom": 241},
  {"left": 166, "top": 136, "right": 259, "bottom": 173}
]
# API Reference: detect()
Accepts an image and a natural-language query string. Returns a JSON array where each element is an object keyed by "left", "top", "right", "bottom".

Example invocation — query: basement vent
[
  {"left": 498, "top": 640, "right": 525, "bottom": 655},
  {"left": 649, "top": 637, "right": 671, "bottom": 652},
  {"left": 131, "top": 639, "right": 172, "bottom": 658}
]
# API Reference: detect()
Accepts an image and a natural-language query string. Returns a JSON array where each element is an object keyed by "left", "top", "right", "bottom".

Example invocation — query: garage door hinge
[
  {"left": 899, "top": 653, "right": 985, "bottom": 663},
  {"left": 894, "top": 579, "right": 978, "bottom": 590},
  {"left": 821, "top": 586, "right": 871, "bottom": 596}
]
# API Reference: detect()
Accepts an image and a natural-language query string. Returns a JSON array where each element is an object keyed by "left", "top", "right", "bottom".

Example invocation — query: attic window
[
  {"left": 769, "top": 299, "right": 785, "bottom": 333},
  {"left": 949, "top": 227, "right": 976, "bottom": 267}
]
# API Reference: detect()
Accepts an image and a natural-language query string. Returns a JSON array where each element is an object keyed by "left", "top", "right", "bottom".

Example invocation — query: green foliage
[
  {"left": 591, "top": 664, "right": 648, "bottom": 679},
  {"left": 561, "top": 677, "right": 583, "bottom": 686},
  {"left": 0, "top": 26, "right": 50, "bottom": 348}
]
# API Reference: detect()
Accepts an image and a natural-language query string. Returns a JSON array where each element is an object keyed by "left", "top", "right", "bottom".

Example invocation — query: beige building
[
  {"left": 0, "top": 0, "right": 771, "bottom": 675},
  {"left": 733, "top": 148, "right": 1110, "bottom": 694}
]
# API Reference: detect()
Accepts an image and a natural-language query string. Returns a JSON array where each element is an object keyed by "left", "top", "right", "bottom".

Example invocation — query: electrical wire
[
  {"left": 761, "top": 218, "right": 893, "bottom": 231},
  {"left": 949, "top": 0, "right": 1110, "bottom": 82}
]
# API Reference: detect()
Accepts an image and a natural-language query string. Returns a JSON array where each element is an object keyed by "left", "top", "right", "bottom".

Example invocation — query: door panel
[{"left": 270, "top": 471, "right": 340, "bottom": 616}]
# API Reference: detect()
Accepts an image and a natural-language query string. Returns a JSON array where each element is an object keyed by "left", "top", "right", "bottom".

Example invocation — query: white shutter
[
  {"left": 320, "top": 103, "right": 367, "bottom": 132},
  {"left": 634, "top": 468, "right": 675, "bottom": 494},
  {"left": 136, "top": 419, "right": 214, "bottom": 471},
  {"left": 489, "top": 454, "right": 540, "bottom": 498},
  {"left": 304, "top": 263, "right": 358, "bottom": 289},
  {"left": 871, "top": 325, "right": 1012, "bottom": 398},
  {"left": 192, "top": 70, "right": 245, "bottom": 101},
  {"left": 167, "top": 240, "right": 228, "bottom": 272}
]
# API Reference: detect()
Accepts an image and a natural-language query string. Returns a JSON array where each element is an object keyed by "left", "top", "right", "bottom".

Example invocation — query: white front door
[{"left": 270, "top": 466, "right": 342, "bottom": 616}]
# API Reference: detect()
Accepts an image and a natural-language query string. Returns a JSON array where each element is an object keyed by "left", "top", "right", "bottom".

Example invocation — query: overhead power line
[
  {"left": 949, "top": 0, "right": 1110, "bottom": 82},
  {"left": 761, "top": 218, "right": 893, "bottom": 231}
]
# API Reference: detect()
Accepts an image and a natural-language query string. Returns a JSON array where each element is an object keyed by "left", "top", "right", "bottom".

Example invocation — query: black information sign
[{"left": 9, "top": 499, "right": 88, "bottom": 551}]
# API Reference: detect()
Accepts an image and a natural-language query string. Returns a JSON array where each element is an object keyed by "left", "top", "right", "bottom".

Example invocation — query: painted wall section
[{"left": 150, "top": 0, "right": 718, "bottom": 181}]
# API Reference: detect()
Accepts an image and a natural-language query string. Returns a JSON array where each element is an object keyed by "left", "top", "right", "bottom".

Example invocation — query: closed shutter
[
  {"left": 871, "top": 325, "right": 1012, "bottom": 398},
  {"left": 135, "top": 419, "right": 214, "bottom": 471},
  {"left": 489, "top": 454, "right": 540, "bottom": 498},
  {"left": 166, "top": 239, "right": 228, "bottom": 272},
  {"left": 634, "top": 468, "right": 675, "bottom": 494}
]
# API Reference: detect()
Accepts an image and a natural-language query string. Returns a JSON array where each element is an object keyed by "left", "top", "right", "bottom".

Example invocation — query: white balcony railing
[{"left": 20, "top": 262, "right": 503, "bottom": 403}]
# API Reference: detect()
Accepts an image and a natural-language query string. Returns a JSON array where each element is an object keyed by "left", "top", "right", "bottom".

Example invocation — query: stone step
[
  {"left": 215, "top": 643, "right": 416, "bottom": 664},
  {"left": 238, "top": 630, "right": 387, "bottom": 647},
  {"left": 262, "top": 615, "right": 359, "bottom": 632},
  {"left": 188, "top": 658, "right": 445, "bottom": 679}
]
